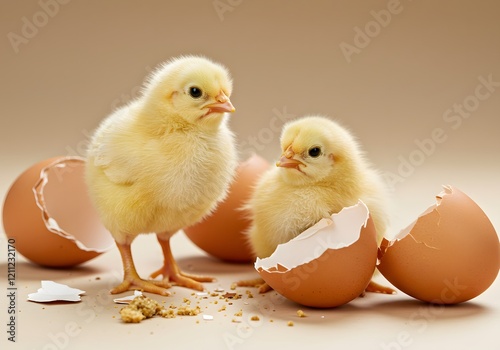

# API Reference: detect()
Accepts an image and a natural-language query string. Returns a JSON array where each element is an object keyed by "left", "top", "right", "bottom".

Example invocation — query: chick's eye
[
  {"left": 308, "top": 147, "right": 321, "bottom": 158},
  {"left": 189, "top": 87, "right": 202, "bottom": 98}
]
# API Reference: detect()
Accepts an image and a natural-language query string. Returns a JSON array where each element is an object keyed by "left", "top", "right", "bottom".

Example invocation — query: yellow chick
[
  {"left": 85, "top": 56, "right": 238, "bottom": 296},
  {"left": 238, "top": 116, "right": 393, "bottom": 294}
]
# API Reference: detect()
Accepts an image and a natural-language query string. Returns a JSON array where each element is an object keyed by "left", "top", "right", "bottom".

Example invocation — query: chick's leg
[
  {"left": 111, "top": 241, "right": 171, "bottom": 296},
  {"left": 149, "top": 235, "right": 214, "bottom": 291},
  {"left": 236, "top": 278, "right": 273, "bottom": 293}
]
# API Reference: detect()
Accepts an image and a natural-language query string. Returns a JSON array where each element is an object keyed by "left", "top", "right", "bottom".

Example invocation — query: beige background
[{"left": 1, "top": 1, "right": 499, "bottom": 349}]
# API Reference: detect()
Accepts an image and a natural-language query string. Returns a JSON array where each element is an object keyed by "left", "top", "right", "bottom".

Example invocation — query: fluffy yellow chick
[
  {"left": 238, "top": 116, "right": 393, "bottom": 294},
  {"left": 86, "top": 56, "right": 238, "bottom": 296}
]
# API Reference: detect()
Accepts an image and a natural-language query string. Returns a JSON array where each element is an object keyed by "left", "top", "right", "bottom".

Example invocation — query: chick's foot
[
  {"left": 150, "top": 268, "right": 213, "bottom": 291},
  {"left": 112, "top": 241, "right": 171, "bottom": 296},
  {"left": 110, "top": 277, "right": 171, "bottom": 296},
  {"left": 236, "top": 278, "right": 273, "bottom": 293},
  {"left": 153, "top": 235, "right": 214, "bottom": 292}
]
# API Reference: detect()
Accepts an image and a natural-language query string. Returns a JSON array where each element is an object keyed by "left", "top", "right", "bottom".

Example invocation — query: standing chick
[
  {"left": 86, "top": 56, "right": 238, "bottom": 296},
  {"left": 238, "top": 116, "right": 393, "bottom": 294}
]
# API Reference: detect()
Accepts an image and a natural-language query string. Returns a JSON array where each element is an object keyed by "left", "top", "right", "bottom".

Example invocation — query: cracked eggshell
[
  {"left": 184, "top": 154, "right": 270, "bottom": 263},
  {"left": 255, "top": 201, "right": 378, "bottom": 308},
  {"left": 378, "top": 185, "right": 500, "bottom": 304},
  {"left": 2, "top": 156, "right": 114, "bottom": 267}
]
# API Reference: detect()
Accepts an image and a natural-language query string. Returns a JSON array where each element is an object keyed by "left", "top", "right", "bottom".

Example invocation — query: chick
[
  {"left": 86, "top": 56, "right": 238, "bottom": 296},
  {"left": 238, "top": 116, "right": 393, "bottom": 294}
]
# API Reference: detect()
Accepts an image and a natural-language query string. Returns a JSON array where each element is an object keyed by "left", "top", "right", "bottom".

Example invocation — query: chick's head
[
  {"left": 276, "top": 116, "right": 362, "bottom": 186},
  {"left": 142, "top": 55, "right": 234, "bottom": 128}
]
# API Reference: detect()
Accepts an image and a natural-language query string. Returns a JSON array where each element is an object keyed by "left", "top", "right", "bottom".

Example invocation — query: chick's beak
[
  {"left": 205, "top": 91, "right": 235, "bottom": 114},
  {"left": 276, "top": 148, "right": 305, "bottom": 170}
]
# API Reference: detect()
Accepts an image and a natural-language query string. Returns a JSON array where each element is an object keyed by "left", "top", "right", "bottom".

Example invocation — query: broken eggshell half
[
  {"left": 2, "top": 156, "right": 114, "bottom": 267},
  {"left": 255, "top": 200, "right": 378, "bottom": 308},
  {"left": 377, "top": 185, "right": 500, "bottom": 304}
]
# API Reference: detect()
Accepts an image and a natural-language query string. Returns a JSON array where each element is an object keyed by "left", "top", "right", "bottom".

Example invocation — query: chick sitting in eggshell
[{"left": 237, "top": 116, "right": 394, "bottom": 296}]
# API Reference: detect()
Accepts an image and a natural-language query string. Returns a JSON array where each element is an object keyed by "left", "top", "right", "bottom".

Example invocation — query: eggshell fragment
[
  {"left": 378, "top": 185, "right": 500, "bottom": 304},
  {"left": 256, "top": 201, "right": 378, "bottom": 308},
  {"left": 184, "top": 154, "right": 269, "bottom": 263},
  {"left": 28, "top": 281, "right": 85, "bottom": 303},
  {"left": 2, "top": 156, "right": 114, "bottom": 267}
]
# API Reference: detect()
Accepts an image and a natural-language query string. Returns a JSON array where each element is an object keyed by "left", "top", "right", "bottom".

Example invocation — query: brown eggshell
[
  {"left": 2, "top": 156, "right": 114, "bottom": 267},
  {"left": 256, "top": 201, "right": 378, "bottom": 308},
  {"left": 378, "top": 185, "right": 500, "bottom": 304},
  {"left": 184, "top": 154, "right": 269, "bottom": 263}
]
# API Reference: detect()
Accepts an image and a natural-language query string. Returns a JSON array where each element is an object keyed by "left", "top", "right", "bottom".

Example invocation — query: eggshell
[
  {"left": 255, "top": 201, "right": 378, "bottom": 308},
  {"left": 378, "top": 185, "right": 500, "bottom": 304},
  {"left": 2, "top": 156, "right": 114, "bottom": 267},
  {"left": 184, "top": 154, "right": 269, "bottom": 263}
]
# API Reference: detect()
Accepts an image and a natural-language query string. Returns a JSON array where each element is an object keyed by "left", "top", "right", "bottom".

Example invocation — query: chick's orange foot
[
  {"left": 149, "top": 268, "right": 214, "bottom": 291},
  {"left": 110, "top": 277, "right": 171, "bottom": 296},
  {"left": 151, "top": 236, "right": 215, "bottom": 291},
  {"left": 236, "top": 278, "right": 273, "bottom": 293}
]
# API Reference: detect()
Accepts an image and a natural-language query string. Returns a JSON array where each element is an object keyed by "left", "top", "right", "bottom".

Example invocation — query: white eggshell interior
[
  {"left": 255, "top": 200, "right": 370, "bottom": 271},
  {"left": 392, "top": 185, "right": 452, "bottom": 241},
  {"left": 34, "top": 157, "right": 114, "bottom": 252}
]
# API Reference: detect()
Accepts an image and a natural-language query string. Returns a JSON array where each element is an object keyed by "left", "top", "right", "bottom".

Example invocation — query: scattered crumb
[
  {"left": 232, "top": 319, "right": 241, "bottom": 323},
  {"left": 218, "top": 305, "right": 226, "bottom": 312},
  {"left": 250, "top": 315, "right": 260, "bottom": 321},
  {"left": 214, "top": 300, "right": 218, "bottom": 304},
  {"left": 230, "top": 283, "right": 237, "bottom": 290},
  {"left": 234, "top": 309, "right": 243, "bottom": 317},
  {"left": 95, "top": 277, "right": 101, "bottom": 280},
  {"left": 270, "top": 319, "right": 274, "bottom": 323},
  {"left": 211, "top": 292, "right": 219, "bottom": 297},
  {"left": 297, "top": 310, "right": 307, "bottom": 318},
  {"left": 119, "top": 295, "right": 200, "bottom": 323},
  {"left": 177, "top": 306, "right": 201, "bottom": 316},
  {"left": 287, "top": 321, "right": 294, "bottom": 327},
  {"left": 183, "top": 298, "right": 191, "bottom": 305}
]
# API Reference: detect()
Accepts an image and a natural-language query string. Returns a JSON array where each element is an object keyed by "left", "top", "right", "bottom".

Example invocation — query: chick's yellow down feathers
[
  {"left": 85, "top": 56, "right": 238, "bottom": 295},
  {"left": 239, "top": 116, "right": 394, "bottom": 294}
]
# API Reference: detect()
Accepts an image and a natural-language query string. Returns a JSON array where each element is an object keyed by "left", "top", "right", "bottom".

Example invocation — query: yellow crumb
[
  {"left": 297, "top": 310, "right": 307, "bottom": 317},
  {"left": 250, "top": 315, "right": 260, "bottom": 321},
  {"left": 234, "top": 310, "right": 243, "bottom": 317},
  {"left": 177, "top": 306, "right": 201, "bottom": 316},
  {"left": 287, "top": 321, "right": 294, "bottom": 327},
  {"left": 218, "top": 305, "right": 226, "bottom": 312}
]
